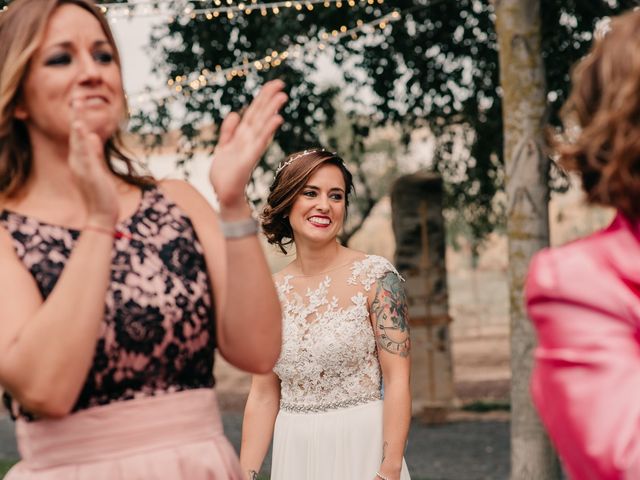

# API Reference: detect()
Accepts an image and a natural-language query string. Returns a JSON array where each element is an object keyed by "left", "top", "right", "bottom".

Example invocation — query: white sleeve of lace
[{"left": 348, "top": 255, "right": 404, "bottom": 291}]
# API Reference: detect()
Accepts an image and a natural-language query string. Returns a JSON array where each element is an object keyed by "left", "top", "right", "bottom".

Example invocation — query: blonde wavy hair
[
  {"left": 557, "top": 10, "right": 640, "bottom": 218},
  {"left": 0, "top": 0, "right": 153, "bottom": 199}
]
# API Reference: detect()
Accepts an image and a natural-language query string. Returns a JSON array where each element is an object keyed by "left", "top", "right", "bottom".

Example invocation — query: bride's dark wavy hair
[
  {"left": 261, "top": 148, "right": 354, "bottom": 254},
  {"left": 0, "top": 0, "right": 154, "bottom": 199},
  {"left": 555, "top": 10, "right": 640, "bottom": 219}
]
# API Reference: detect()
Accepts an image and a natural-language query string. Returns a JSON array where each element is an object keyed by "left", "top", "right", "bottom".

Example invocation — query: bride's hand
[{"left": 209, "top": 79, "right": 287, "bottom": 214}]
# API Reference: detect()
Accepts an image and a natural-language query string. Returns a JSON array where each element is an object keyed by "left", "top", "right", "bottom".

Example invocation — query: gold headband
[{"left": 275, "top": 148, "right": 335, "bottom": 175}]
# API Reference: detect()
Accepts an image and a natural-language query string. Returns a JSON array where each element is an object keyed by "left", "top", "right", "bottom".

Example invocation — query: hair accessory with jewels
[{"left": 275, "top": 148, "right": 334, "bottom": 175}]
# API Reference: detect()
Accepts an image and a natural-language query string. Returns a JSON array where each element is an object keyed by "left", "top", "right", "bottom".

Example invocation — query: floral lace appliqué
[
  {"left": 348, "top": 255, "right": 403, "bottom": 291},
  {"left": 274, "top": 255, "right": 400, "bottom": 412}
]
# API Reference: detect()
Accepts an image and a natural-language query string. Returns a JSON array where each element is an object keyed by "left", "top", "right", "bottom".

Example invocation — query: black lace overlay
[{"left": 0, "top": 186, "right": 216, "bottom": 421}]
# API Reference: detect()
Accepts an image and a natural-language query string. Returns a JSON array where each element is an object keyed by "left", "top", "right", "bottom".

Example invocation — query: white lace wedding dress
[{"left": 271, "top": 254, "right": 411, "bottom": 480}]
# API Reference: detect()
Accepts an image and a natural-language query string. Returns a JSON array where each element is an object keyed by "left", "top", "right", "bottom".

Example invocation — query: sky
[
  {"left": 108, "top": 15, "right": 222, "bottom": 203},
  {"left": 110, "top": 16, "right": 161, "bottom": 96}
]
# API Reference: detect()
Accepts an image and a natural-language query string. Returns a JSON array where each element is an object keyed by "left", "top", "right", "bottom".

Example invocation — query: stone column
[{"left": 391, "top": 172, "right": 455, "bottom": 423}]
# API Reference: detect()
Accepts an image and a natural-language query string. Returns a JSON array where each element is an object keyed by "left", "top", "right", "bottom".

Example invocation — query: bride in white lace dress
[{"left": 240, "top": 149, "right": 411, "bottom": 480}]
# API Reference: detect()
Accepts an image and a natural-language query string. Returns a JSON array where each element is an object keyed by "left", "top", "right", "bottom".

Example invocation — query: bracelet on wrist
[
  {"left": 220, "top": 217, "right": 259, "bottom": 239},
  {"left": 375, "top": 472, "right": 390, "bottom": 480},
  {"left": 84, "top": 224, "right": 131, "bottom": 240}
]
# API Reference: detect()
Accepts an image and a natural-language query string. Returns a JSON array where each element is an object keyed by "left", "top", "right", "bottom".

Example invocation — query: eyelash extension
[
  {"left": 44, "top": 51, "right": 114, "bottom": 66},
  {"left": 303, "top": 191, "right": 343, "bottom": 200},
  {"left": 94, "top": 52, "right": 114, "bottom": 63},
  {"left": 45, "top": 54, "right": 71, "bottom": 66}
]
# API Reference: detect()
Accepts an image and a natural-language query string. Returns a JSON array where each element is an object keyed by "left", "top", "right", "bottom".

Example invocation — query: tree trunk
[
  {"left": 494, "top": 1, "right": 562, "bottom": 478},
  {"left": 391, "top": 173, "right": 455, "bottom": 423}
]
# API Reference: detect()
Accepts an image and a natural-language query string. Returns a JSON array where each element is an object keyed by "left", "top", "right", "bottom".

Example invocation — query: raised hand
[
  {"left": 68, "top": 98, "right": 119, "bottom": 228},
  {"left": 209, "top": 79, "right": 288, "bottom": 213}
]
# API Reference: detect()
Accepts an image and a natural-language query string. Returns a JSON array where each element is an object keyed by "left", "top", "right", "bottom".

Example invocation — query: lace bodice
[
  {"left": 274, "top": 254, "right": 402, "bottom": 412},
  {"left": 0, "top": 186, "right": 216, "bottom": 421}
]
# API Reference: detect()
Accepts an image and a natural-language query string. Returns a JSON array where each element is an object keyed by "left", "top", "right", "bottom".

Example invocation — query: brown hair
[
  {"left": 556, "top": 10, "right": 640, "bottom": 219},
  {"left": 262, "top": 148, "right": 354, "bottom": 254},
  {"left": 0, "top": 0, "right": 154, "bottom": 199}
]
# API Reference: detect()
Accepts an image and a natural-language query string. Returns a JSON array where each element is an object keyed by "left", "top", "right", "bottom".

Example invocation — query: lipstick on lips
[{"left": 308, "top": 215, "right": 331, "bottom": 228}]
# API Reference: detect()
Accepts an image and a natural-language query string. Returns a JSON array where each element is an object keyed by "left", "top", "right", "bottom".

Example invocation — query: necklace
[{"left": 289, "top": 255, "right": 364, "bottom": 277}]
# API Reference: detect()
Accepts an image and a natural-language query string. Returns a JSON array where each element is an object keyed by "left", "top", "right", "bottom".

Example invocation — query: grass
[{"left": 0, "top": 459, "right": 17, "bottom": 478}]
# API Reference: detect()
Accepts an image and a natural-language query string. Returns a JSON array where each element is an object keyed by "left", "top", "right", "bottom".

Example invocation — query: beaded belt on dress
[{"left": 279, "top": 392, "right": 381, "bottom": 413}]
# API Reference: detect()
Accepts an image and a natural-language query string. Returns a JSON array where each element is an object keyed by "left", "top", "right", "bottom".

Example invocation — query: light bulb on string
[
  {"left": 100, "top": 0, "right": 372, "bottom": 20},
  {"left": 127, "top": 9, "right": 403, "bottom": 112}
]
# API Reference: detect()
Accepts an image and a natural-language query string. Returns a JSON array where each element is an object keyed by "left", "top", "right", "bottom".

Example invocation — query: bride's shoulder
[
  {"left": 347, "top": 253, "right": 402, "bottom": 289},
  {"left": 348, "top": 251, "right": 394, "bottom": 270}
]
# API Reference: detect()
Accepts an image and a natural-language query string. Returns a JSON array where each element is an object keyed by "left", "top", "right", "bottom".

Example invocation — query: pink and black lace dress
[{"left": 0, "top": 186, "right": 242, "bottom": 479}]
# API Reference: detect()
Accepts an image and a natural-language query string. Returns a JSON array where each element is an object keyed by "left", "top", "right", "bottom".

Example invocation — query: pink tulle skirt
[{"left": 5, "top": 388, "right": 242, "bottom": 480}]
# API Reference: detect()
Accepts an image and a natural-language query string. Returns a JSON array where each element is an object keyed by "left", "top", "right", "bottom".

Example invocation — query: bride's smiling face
[{"left": 288, "top": 164, "right": 347, "bottom": 245}]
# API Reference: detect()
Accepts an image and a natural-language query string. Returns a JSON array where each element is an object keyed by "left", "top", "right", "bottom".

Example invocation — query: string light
[
  {"left": 99, "top": 0, "right": 380, "bottom": 20},
  {"left": 0, "top": 1, "right": 401, "bottom": 111},
  {"left": 99, "top": 0, "right": 223, "bottom": 8},
  {"left": 128, "top": 10, "right": 401, "bottom": 110},
  {"left": 0, "top": 0, "right": 390, "bottom": 18}
]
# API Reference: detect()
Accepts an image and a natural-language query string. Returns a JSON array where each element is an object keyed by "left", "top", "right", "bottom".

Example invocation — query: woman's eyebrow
[
  {"left": 42, "top": 39, "right": 111, "bottom": 52},
  {"left": 303, "top": 185, "right": 345, "bottom": 193}
]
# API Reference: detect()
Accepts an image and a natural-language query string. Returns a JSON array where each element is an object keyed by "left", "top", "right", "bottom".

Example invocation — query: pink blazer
[{"left": 526, "top": 213, "right": 640, "bottom": 480}]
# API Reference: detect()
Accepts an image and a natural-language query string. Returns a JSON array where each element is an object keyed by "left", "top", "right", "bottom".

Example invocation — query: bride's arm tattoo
[{"left": 371, "top": 271, "right": 410, "bottom": 357}]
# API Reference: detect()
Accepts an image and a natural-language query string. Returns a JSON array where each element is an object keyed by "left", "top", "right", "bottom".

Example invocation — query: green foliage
[
  {"left": 0, "top": 459, "right": 17, "bottom": 478},
  {"left": 129, "top": 0, "right": 505, "bottom": 242},
  {"left": 0, "top": 0, "right": 634, "bottom": 243},
  {"left": 125, "top": 0, "right": 631, "bottom": 243}
]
